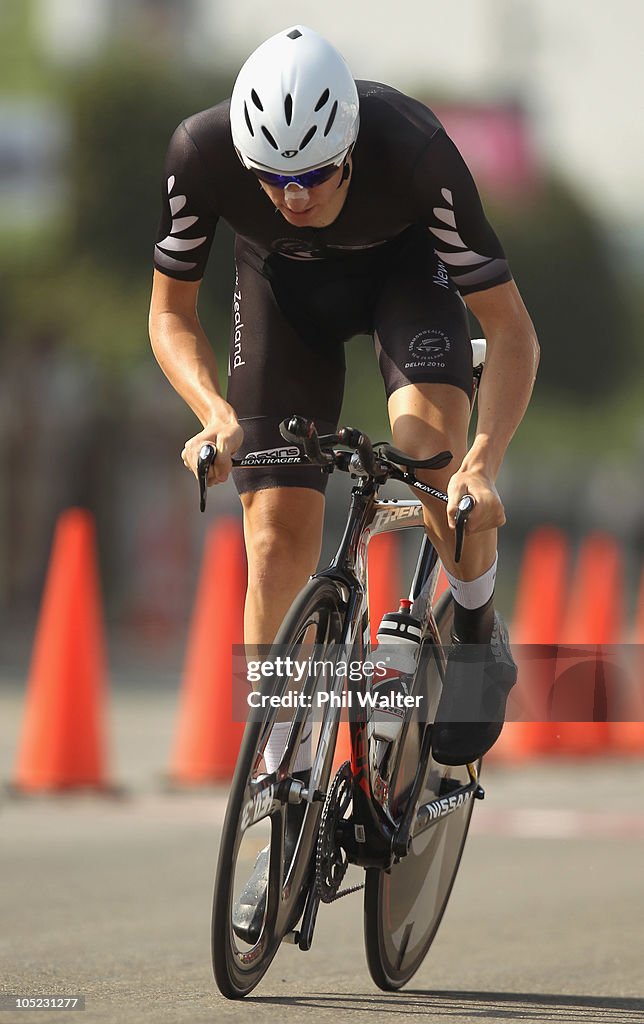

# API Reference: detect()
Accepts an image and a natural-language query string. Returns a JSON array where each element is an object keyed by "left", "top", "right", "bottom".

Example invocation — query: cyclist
[{"left": 149, "top": 26, "right": 539, "bottom": 939}]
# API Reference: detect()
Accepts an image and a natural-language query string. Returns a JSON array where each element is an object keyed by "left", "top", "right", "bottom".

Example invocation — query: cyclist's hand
[
  {"left": 446, "top": 465, "right": 506, "bottom": 534},
  {"left": 181, "top": 415, "right": 244, "bottom": 485}
]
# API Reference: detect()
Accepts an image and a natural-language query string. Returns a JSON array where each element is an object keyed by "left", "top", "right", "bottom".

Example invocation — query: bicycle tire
[
  {"left": 363, "top": 592, "right": 480, "bottom": 991},
  {"left": 212, "top": 576, "right": 346, "bottom": 999}
]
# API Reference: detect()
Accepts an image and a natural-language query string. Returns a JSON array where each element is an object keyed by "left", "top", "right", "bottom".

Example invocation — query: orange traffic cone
[
  {"left": 512, "top": 527, "right": 570, "bottom": 647},
  {"left": 553, "top": 533, "right": 623, "bottom": 755},
  {"left": 609, "top": 564, "right": 644, "bottom": 755},
  {"left": 13, "top": 509, "right": 111, "bottom": 792},
  {"left": 562, "top": 533, "right": 623, "bottom": 646},
  {"left": 168, "top": 518, "right": 246, "bottom": 784},
  {"left": 368, "top": 532, "right": 402, "bottom": 644},
  {"left": 490, "top": 527, "right": 570, "bottom": 761}
]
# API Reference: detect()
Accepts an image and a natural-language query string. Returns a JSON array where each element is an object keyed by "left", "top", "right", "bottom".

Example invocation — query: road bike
[{"left": 203, "top": 341, "right": 488, "bottom": 998}]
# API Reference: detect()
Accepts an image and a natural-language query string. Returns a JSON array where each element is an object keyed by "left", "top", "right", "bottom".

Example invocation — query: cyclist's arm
[
  {"left": 148, "top": 270, "right": 242, "bottom": 480},
  {"left": 463, "top": 279, "right": 539, "bottom": 481},
  {"left": 412, "top": 130, "right": 512, "bottom": 295},
  {"left": 149, "top": 271, "right": 225, "bottom": 424},
  {"left": 441, "top": 280, "right": 538, "bottom": 533}
]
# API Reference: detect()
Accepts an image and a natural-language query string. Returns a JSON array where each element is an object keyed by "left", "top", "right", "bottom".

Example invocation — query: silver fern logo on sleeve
[
  {"left": 155, "top": 176, "right": 207, "bottom": 272},
  {"left": 429, "top": 188, "right": 507, "bottom": 288}
]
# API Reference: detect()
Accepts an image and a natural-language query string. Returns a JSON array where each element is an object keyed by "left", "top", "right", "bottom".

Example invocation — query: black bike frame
[
  {"left": 296, "top": 474, "right": 483, "bottom": 871},
  {"left": 233, "top": 470, "right": 482, "bottom": 875}
]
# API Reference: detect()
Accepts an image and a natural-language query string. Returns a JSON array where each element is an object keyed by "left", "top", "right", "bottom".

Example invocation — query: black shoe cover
[{"left": 432, "top": 614, "right": 517, "bottom": 766}]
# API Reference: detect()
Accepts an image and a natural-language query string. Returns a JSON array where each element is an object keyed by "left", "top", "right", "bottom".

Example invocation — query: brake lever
[
  {"left": 197, "top": 443, "right": 216, "bottom": 512},
  {"left": 454, "top": 495, "right": 475, "bottom": 563}
]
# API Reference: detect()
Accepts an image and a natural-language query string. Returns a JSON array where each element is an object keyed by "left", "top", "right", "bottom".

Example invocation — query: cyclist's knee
[
  {"left": 247, "top": 523, "right": 316, "bottom": 579},
  {"left": 242, "top": 490, "right": 323, "bottom": 583},
  {"left": 389, "top": 383, "right": 468, "bottom": 459},
  {"left": 392, "top": 421, "right": 465, "bottom": 472},
  {"left": 389, "top": 424, "right": 465, "bottom": 547}
]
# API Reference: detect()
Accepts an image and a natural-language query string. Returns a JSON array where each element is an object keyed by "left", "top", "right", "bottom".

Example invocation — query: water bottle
[{"left": 370, "top": 599, "right": 422, "bottom": 742}]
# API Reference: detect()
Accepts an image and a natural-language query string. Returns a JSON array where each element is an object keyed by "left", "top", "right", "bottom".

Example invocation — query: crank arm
[{"left": 296, "top": 880, "right": 321, "bottom": 951}]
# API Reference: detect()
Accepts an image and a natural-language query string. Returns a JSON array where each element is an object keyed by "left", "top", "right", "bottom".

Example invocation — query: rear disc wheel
[{"left": 364, "top": 593, "right": 480, "bottom": 990}]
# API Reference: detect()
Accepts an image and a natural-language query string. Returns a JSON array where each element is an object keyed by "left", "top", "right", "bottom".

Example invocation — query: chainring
[{"left": 315, "top": 760, "right": 353, "bottom": 903}]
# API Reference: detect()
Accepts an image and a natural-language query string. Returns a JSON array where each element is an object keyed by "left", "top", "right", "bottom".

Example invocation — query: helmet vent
[
  {"left": 287, "top": 29, "right": 302, "bottom": 39},
  {"left": 243, "top": 102, "right": 254, "bottom": 136},
  {"left": 314, "top": 89, "right": 330, "bottom": 111},
  {"left": 261, "top": 125, "right": 279, "bottom": 149},
  {"left": 323, "top": 101, "right": 338, "bottom": 136},
  {"left": 284, "top": 93, "right": 293, "bottom": 125},
  {"left": 299, "top": 125, "right": 317, "bottom": 151},
  {"left": 251, "top": 89, "right": 264, "bottom": 111}
]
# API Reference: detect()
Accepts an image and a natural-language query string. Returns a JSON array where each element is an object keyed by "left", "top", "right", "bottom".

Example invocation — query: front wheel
[
  {"left": 364, "top": 593, "right": 480, "bottom": 990},
  {"left": 212, "top": 576, "right": 346, "bottom": 999}
]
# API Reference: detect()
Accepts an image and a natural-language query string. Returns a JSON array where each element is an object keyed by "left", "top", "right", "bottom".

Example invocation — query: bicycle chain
[{"left": 315, "top": 761, "right": 364, "bottom": 903}]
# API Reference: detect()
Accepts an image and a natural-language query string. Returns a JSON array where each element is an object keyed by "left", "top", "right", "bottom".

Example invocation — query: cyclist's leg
[
  {"left": 226, "top": 245, "right": 346, "bottom": 647},
  {"left": 240, "top": 486, "right": 324, "bottom": 646},
  {"left": 387, "top": 381, "right": 497, "bottom": 581},
  {"left": 374, "top": 233, "right": 516, "bottom": 762}
]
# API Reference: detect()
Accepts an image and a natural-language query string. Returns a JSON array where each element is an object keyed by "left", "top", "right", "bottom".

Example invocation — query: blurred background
[{"left": 2, "top": 0, "right": 644, "bottom": 683}]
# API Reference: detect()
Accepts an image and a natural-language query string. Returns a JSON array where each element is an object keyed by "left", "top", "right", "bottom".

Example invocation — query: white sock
[
  {"left": 264, "top": 722, "right": 312, "bottom": 773},
  {"left": 444, "top": 553, "right": 498, "bottom": 610}
]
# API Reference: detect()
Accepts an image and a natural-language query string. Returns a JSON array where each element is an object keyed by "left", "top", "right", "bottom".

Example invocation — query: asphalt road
[{"left": 2, "top": 686, "right": 644, "bottom": 1024}]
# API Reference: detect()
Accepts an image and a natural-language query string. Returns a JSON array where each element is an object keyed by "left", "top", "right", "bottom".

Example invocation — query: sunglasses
[{"left": 252, "top": 161, "right": 342, "bottom": 190}]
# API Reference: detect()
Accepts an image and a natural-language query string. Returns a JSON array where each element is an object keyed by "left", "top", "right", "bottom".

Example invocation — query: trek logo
[
  {"left": 241, "top": 784, "right": 274, "bottom": 830},
  {"left": 232, "top": 267, "right": 244, "bottom": 368},
  {"left": 244, "top": 446, "right": 302, "bottom": 464},
  {"left": 372, "top": 505, "right": 424, "bottom": 530},
  {"left": 281, "top": 149, "right": 298, "bottom": 158}
]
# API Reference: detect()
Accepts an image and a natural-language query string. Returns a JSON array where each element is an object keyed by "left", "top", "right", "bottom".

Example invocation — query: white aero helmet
[{"left": 230, "top": 25, "right": 359, "bottom": 175}]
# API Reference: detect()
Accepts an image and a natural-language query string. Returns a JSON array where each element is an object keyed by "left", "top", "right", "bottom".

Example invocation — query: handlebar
[
  {"left": 279, "top": 415, "right": 335, "bottom": 467},
  {"left": 278, "top": 417, "right": 383, "bottom": 478},
  {"left": 195, "top": 419, "right": 476, "bottom": 562}
]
